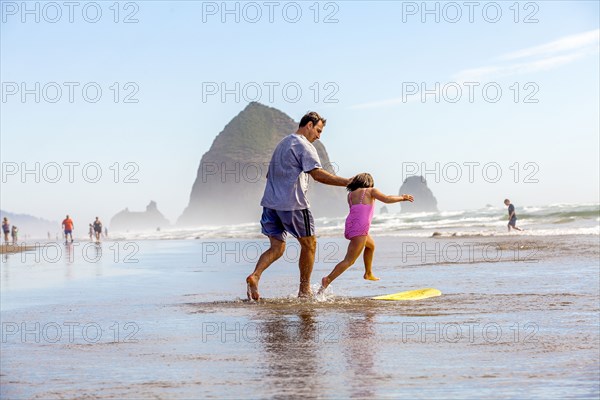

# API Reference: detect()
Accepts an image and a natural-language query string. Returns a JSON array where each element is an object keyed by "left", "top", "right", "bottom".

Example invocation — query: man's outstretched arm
[{"left": 309, "top": 168, "right": 350, "bottom": 187}]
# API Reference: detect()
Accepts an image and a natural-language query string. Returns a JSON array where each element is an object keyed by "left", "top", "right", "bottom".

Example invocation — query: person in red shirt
[{"left": 62, "top": 215, "right": 74, "bottom": 243}]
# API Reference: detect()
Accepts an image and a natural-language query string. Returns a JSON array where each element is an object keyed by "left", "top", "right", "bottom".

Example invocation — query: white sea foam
[{"left": 110, "top": 203, "right": 599, "bottom": 240}]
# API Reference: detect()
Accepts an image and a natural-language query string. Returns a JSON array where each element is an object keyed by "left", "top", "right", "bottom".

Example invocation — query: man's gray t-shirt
[{"left": 260, "top": 134, "right": 322, "bottom": 211}]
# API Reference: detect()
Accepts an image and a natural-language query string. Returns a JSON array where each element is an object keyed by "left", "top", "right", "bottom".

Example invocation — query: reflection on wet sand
[
  {"left": 65, "top": 242, "right": 74, "bottom": 279},
  {"left": 257, "top": 308, "right": 322, "bottom": 398},
  {"left": 244, "top": 303, "right": 383, "bottom": 399},
  {"left": 343, "top": 311, "right": 377, "bottom": 399}
]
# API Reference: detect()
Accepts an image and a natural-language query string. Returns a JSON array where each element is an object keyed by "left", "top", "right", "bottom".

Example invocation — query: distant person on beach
[
  {"left": 246, "top": 111, "right": 350, "bottom": 300},
  {"left": 319, "top": 173, "right": 413, "bottom": 293},
  {"left": 62, "top": 215, "right": 74, "bottom": 243},
  {"left": 11, "top": 226, "right": 18, "bottom": 244},
  {"left": 93, "top": 217, "right": 103, "bottom": 242},
  {"left": 2, "top": 218, "right": 9, "bottom": 244},
  {"left": 89, "top": 224, "right": 94, "bottom": 241},
  {"left": 504, "top": 199, "right": 523, "bottom": 232},
  {"left": 104, "top": 227, "right": 108, "bottom": 238}
]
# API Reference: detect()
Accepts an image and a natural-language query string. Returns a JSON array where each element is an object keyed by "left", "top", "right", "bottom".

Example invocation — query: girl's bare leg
[
  {"left": 363, "top": 234, "right": 379, "bottom": 281},
  {"left": 319, "top": 236, "right": 367, "bottom": 292}
]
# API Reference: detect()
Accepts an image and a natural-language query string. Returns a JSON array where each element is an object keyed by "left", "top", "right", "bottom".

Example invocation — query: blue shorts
[
  {"left": 260, "top": 207, "right": 314, "bottom": 242},
  {"left": 508, "top": 218, "right": 517, "bottom": 226},
  {"left": 64, "top": 230, "right": 72, "bottom": 235}
]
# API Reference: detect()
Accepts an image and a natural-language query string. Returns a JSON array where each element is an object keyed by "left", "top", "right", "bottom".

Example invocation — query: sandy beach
[
  {"left": 3, "top": 0, "right": 598, "bottom": 397},
  {"left": 1, "top": 234, "right": 598, "bottom": 398},
  {"left": 0, "top": 244, "right": 37, "bottom": 255}
]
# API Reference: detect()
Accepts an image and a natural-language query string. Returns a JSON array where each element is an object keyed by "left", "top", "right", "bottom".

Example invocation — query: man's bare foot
[
  {"left": 317, "top": 276, "right": 331, "bottom": 295},
  {"left": 364, "top": 273, "right": 380, "bottom": 281},
  {"left": 246, "top": 274, "right": 260, "bottom": 301},
  {"left": 298, "top": 283, "right": 313, "bottom": 298}
]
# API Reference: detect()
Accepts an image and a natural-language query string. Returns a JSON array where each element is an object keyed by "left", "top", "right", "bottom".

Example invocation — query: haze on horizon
[{"left": 1, "top": 1, "right": 598, "bottom": 226}]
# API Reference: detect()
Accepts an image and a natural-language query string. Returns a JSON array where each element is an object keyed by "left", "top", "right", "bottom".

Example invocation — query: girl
[
  {"left": 10, "top": 225, "right": 18, "bottom": 244},
  {"left": 319, "top": 173, "right": 413, "bottom": 292}
]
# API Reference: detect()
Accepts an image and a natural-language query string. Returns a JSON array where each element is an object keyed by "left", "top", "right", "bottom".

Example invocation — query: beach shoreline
[{"left": 2, "top": 234, "right": 599, "bottom": 398}]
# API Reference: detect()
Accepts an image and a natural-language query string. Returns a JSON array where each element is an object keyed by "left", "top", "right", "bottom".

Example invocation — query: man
[
  {"left": 246, "top": 111, "right": 350, "bottom": 300},
  {"left": 504, "top": 199, "right": 523, "bottom": 232},
  {"left": 93, "top": 217, "right": 103, "bottom": 243},
  {"left": 62, "top": 215, "right": 74, "bottom": 243}
]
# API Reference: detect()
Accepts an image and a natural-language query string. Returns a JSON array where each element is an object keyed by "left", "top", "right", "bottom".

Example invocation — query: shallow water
[{"left": 1, "top": 236, "right": 599, "bottom": 398}]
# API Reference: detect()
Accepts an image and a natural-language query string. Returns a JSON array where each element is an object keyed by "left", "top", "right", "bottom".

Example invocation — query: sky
[{"left": 1, "top": 0, "right": 599, "bottom": 225}]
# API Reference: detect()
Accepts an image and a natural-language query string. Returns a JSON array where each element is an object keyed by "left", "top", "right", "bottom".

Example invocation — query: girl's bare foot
[
  {"left": 317, "top": 276, "right": 331, "bottom": 295},
  {"left": 363, "top": 273, "right": 380, "bottom": 281}
]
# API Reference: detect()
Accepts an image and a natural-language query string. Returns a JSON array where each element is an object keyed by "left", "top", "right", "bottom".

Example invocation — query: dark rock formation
[
  {"left": 399, "top": 176, "right": 438, "bottom": 213},
  {"left": 110, "top": 201, "right": 170, "bottom": 232},
  {"left": 178, "top": 102, "right": 346, "bottom": 226}
]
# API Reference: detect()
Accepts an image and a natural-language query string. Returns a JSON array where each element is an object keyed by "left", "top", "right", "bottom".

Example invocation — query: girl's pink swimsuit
[{"left": 344, "top": 188, "right": 375, "bottom": 240}]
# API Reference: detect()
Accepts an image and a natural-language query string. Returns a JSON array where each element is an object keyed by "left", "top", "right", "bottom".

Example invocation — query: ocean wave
[{"left": 108, "top": 203, "right": 599, "bottom": 241}]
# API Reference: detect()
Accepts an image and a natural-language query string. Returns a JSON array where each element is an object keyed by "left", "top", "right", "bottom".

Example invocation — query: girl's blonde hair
[{"left": 347, "top": 173, "right": 374, "bottom": 192}]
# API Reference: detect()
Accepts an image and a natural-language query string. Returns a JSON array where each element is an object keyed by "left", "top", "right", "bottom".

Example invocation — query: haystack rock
[
  {"left": 178, "top": 102, "right": 346, "bottom": 226},
  {"left": 110, "top": 201, "right": 170, "bottom": 231},
  {"left": 399, "top": 176, "right": 438, "bottom": 213}
]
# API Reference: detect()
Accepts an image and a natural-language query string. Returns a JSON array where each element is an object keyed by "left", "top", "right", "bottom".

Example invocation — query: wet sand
[
  {"left": 0, "top": 244, "right": 37, "bottom": 255},
  {"left": 1, "top": 236, "right": 599, "bottom": 398}
]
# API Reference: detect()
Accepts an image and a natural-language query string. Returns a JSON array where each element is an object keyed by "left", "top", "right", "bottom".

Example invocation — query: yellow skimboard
[{"left": 372, "top": 288, "right": 441, "bottom": 301}]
